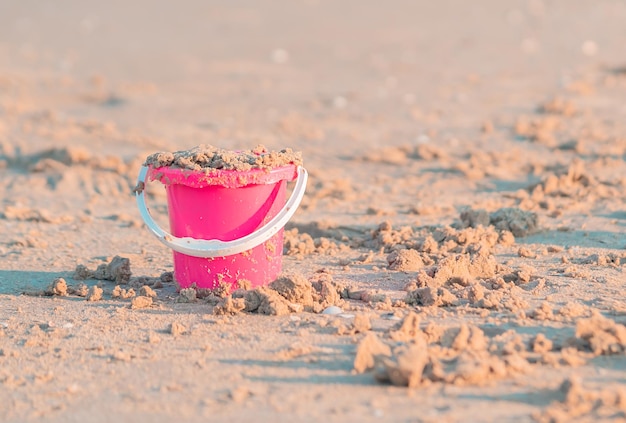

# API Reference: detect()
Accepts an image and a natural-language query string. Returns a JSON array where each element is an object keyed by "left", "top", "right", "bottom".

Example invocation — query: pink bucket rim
[{"left": 147, "top": 164, "right": 298, "bottom": 188}]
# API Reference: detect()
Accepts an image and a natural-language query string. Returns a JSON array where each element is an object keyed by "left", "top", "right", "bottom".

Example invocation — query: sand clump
[
  {"left": 354, "top": 314, "right": 531, "bottom": 387},
  {"left": 139, "top": 285, "right": 157, "bottom": 298},
  {"left": 393, "top": 242, "right": 534, "bottom": 311},
  {"left": 213, "top": 272, "right": 345, "bottom": 316},
  {"left": 70, "top": 282, "right": 89, "bottom": 297},
  {"left": 169, "top": 322, "right": 187, "bottom": 336},
  {"left": 144, "top": 144, "right": 302, "bottom": 172},
  {"left": 111, "top": 286, "right": 136, "bottom": 299},
  {"left": 131, "top": 296, "right": 153, "bottom": 309},
  {"left": 572, "top": 312, "right": 626, "bottom": 355},
  {"left": 269, "top": 274, "right": 315, "bottom": 310},
  {"left": 177, "top": 288, "right": 198, "bottom": 303},
  {"left": 73, "top": 264, "right": 94, "bottom": 280},
  {"left": 74, "top": 258, "right": 173, "bottom": 291},
  {"left": 366, "top": 220, "right": 511, "bottom": 259},
  {"left": 387, "top": 249, "right": 433, "bottom": 272},
  {"left": 283, "top": 228, "right": 350, "bottom": 257},
  {"left": 94, "top": 256, "right": 132, "bottom": 284},
  {"left": 534, "top": 377, "right": 626, "bottom": 423},
  {"left": 354, "top": 332, "right": 392, "bottom": 373},
  {"left": 359, "top": 143, "right": 448, "bottom": 165},
  {"left": 47, "top": 278, "right": 68, "bottom": 296},
  {"left": 353, "top": 311, "right": 626, "bottom": 389},
  {"left": 334, "top": 314, "right": 373, "bottom": 336},
  {"left": 420, "top": 253, "right": 498, "bottom": 285},
  {"left": 461, "top": 207, "right": 539, "bottom": 238},
  {"left": 86, "top": 286, "right": 103, "bottom": 302}
]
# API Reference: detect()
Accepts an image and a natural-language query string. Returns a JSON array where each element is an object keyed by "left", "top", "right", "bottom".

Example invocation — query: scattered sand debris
[
  {"left": 359, "top": 143, "right": 447, "bottom": 164},
  {"left": 213, "top": 296, "right": 246, "bottom": 315},
  {"left": 572, "top": 312, "right": 626, "bottom": 355},
  {"left": 94, "top": 256, "right": 132, "bottom": 284},
  {"left": 283, "top": 229, "right": 315, "bottom": 255},
  {"left": 459, "top": 209, "right": 490, "bottom": 228},
  {"left": 283, "top": 228, "right": 348, "bottom": 257},
  {"left": 528, "top": 160, "right": 615, "bottom": 200},
  {"left": 169, "top": 322, "right": 187, "bottom": 336},
  {"left": 405, "top": 286, "right": 458, "bottom": 307},
  {"left": 357, "top": 316, "right": 534, "bottom": 387},
  {"left": 211, "top": 272, "right": 345, "bottom": 316},
  {"left": 139, "top": 285, "right": 157, "bottom": 298},
  {"left": 529, "top": 303, "right": 555, "bottom": 321},
  {"left": 530, "top": 334, "right": 553, "bottom": 354},
  {"left": 387, "top": 249, "right": 432, "bottom": 272},
  {"left": 73, "top": 258, "right": 136, "bottom": 285},
  {"left": 538, "top": 97, "right": 577, "bottom": 116},
  {"left": 518, "top": 247, "right": 537, "bottom": 258},
  {"left": 514, "top": 115, "right": 562, "bottom": 146},
  {"left": 73, "top": 264, "right": 94, "bottom": 280},
  {"left": 177, "top": 288, "right": 197, "bottom": 303},
  {"left": 310, "top": 272, "right": 345, "bottom": 311},
  {"left": 111, "top": 286, "right": 135, "bottom": 299},
  {"left": 414, "top": 253, "right": 498, "bottom": 289},
  {"left": 69, "top": 282, "right": 89, "bottom": 297},
  {"left": 558, "top": 302, "right": 592, "bottom": 320},
  {"left": 130, "top": 296, "right": 153, "bottom": 309},
  {"left": 368, "top": 221, "right": 415, "bottom": 252},
  {"left": 144, "top": 144, "right": 302, "bottom": 171},
  {"left": 354, "top": 333, "right": 392, "bottom": 373},
  {"left": 453, "top": 149, "right": 528, "bottom": 180},
  {"left": 575, "top": 253, "right": 625, "bottom": 267},
  {"left": 388, "top": 312, "right": 423, "bottom": 342},
  {"left": 86, "top": 286, "right": 103, "bottom": 302},
  {"left": 236, "top": 279, "right": 252, "bottom": 291},
  {"left": 515, "top": 265, "right": 536, "bottom": 284},
  {"left": 245, "top": 287, "right": 293, "bottom": 316},
  {"left": 335, "top": 314, "right": 372, "bottom": 335},
  {"left": 47, "top": 278, "right": 68, "bottom": 296},
  {"left": 367, "top": 220, "right": 510, "bottom": 256},
  {"left": 488, "top": 208, "right": 539, "bottom": 237},
  {"left": 269, "top": 273, "right": 315, "bottom": 311},
  {"left": 210, "top": 279, "right": 234, "bottom": 298},
  {"left": 534, "top": 377, "right": 626, "bottom": 423}
]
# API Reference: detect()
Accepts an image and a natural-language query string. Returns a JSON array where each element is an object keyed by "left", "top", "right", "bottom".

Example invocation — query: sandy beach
[{"left": 1, "top": 1, "right": 626, "bottom": 421}]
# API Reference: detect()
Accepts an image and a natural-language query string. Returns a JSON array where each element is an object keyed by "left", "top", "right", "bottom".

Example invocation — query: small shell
[{"left": 321, "top": 305, "right": 343, "bottom": 315}]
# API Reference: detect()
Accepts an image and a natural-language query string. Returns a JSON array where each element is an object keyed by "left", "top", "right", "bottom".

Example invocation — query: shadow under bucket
[{"left": 135, "top": 164, "right": 307, "bottom": 290}]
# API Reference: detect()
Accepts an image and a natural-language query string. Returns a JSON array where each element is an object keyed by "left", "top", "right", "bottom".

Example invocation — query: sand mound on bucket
[{"left": 143, "top": 144, "right": 303, "bottom": 171}]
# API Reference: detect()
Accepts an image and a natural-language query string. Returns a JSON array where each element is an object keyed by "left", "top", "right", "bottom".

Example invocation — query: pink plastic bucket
[{"left": 135, "top": 164, "right": 308, "bottom": 290}]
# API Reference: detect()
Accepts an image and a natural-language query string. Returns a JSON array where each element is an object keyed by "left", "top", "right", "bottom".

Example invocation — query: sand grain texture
[{"left": 1, "top": 1, "right": 626, "bottom": 422}]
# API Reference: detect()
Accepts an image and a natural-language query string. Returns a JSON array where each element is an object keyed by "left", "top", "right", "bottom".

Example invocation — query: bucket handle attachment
[{"left": 135, "top": 165, "right": 308, "bottom": 258}]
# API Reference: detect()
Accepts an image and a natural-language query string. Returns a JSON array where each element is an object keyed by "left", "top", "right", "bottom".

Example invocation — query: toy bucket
[{"left": 135, "top": 164, "right": 308, "bottom": 290}]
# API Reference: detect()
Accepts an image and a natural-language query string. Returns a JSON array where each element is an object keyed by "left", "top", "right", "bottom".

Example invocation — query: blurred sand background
[{"left": 1, "top": 1, "right": 626, "bottom": 422}]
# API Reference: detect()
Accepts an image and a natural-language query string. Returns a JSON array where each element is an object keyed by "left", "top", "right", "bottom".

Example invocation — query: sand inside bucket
[{"left": 143, "top": 144, "right": 303, "bottom": 172}]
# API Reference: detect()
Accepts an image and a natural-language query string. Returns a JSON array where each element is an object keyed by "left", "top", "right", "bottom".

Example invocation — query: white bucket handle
[{"left": 135, "top": 165, "right": 308, "bottom": 258}]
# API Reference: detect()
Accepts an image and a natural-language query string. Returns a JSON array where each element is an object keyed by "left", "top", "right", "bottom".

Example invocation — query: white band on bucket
[{"left": 135, "top": 165, "right": 308, "bottom": 258}]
